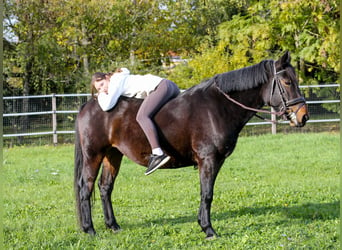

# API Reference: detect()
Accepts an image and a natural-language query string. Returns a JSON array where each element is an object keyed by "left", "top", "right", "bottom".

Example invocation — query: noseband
[{"left": 215, "top": 61, "right": 306, "bottom": 122}]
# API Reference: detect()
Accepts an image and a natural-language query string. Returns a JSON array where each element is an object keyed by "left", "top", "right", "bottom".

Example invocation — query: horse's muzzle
[{"left": 286, "top": 102, "right": 309, "bottom": 127}]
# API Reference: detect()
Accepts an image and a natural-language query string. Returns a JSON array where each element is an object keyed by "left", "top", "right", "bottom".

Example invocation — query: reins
[
  {"left": 215, "top": 87, "right": 285, "bottom": 116},
  {"left": 214, "top": 87, "right": 284, "bottom": 124}
]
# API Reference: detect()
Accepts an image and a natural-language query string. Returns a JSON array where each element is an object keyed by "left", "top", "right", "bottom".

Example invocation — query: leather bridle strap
[
  {"left": 215, "top": 85, "right": 286, "bottom": 116},
  {"left": 286, "top": 96, "right": 306, "bottom": 107},
  {"left": 271, "top": 63, "right": 306, "bottom": 115}
]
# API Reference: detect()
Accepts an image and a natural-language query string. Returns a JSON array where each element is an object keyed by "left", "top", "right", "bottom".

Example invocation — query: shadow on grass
[
  {"left": 222, "top": 201, "right": 340, "bottom": 220},
  {"left": 126, "top": 200, "right": 339, "bottom": 229}
]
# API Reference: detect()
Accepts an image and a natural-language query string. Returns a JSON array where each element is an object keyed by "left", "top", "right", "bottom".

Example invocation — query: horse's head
[{"left": 263, "top": 51, "right": 309, "bottom": 127}]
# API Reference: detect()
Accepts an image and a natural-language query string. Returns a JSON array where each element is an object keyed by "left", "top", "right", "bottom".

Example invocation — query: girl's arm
[
  {"left": 97, "top": 92, "right": 121, "bottom": 111},
  {"left": 97, "top": 68, "right": 130, "bottom": 111},
  {"left": 97, "top": 75, "right": 125, "bottom": 111}
]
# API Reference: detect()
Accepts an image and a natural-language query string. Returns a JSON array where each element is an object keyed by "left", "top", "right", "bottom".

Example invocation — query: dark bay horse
[{"left": 74, "top": 52, "right": 309, "bottom": 238}]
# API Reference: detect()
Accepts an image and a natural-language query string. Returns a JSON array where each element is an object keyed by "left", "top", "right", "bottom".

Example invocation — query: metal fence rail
[{"left": 3, "top": 84, "right": 340, "bottom": 146}]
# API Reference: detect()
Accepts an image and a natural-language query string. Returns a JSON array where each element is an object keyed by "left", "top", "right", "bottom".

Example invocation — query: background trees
[{"left": 4, "top": 0, "right": 340, "bottom": 94}]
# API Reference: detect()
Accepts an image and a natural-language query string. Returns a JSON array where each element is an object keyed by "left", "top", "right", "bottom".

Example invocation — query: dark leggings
[{"left": 136, "top": 79, "right": 180, "bottom": 150}]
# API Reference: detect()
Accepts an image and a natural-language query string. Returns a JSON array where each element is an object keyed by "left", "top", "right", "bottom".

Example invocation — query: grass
[{"left": 2, "top": 133, "right": 340, "bottom": 249}]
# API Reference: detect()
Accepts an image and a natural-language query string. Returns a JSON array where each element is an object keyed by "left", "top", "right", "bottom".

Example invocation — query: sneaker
[{"left": 145, "top": 154, "right": 170, "bottom": 175}]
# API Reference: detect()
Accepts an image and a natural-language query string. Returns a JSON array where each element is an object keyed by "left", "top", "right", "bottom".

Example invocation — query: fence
[{"left": 3, "top": 84, "right": 340, "bottom": 147}]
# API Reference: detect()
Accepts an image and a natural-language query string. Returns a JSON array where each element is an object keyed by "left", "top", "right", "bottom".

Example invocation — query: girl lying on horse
[{"left": 91, "top": 68, "right": 180, "bottom": 175}]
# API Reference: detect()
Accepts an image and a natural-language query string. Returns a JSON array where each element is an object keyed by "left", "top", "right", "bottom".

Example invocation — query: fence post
[
  {"left": 271, "top": 107, "right": 276, "bottom": 134},
  {"left": 52, "top": 93, "right": 58, "bottom": 145}
]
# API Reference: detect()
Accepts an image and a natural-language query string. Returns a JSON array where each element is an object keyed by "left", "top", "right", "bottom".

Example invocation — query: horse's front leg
[
  {"left": 98, "top": 148, "right": 123, "bottom": 232},
  {"left": 198, "top": 158, "right": 221, "bottom": 239}
]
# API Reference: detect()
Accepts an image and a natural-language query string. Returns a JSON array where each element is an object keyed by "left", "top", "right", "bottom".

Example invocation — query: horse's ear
[
  {"left": 280, "top": 51, "right": 291, "bottom": 65},
  {"left": 276, "top": 51, "right": 291, "bottom": 69}
]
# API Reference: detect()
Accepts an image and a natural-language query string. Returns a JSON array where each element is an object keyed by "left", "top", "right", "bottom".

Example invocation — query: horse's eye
[{"left": 284, "top": 81, "right": 291, "bottom": 86}]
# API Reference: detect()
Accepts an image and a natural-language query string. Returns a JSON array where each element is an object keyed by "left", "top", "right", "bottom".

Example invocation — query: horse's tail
[{"left": 74, "top": 114, "right": 83, "bottom": 228}]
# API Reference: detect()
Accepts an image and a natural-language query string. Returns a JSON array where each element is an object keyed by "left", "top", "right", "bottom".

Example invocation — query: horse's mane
[{"left": 187, "top": 59, "right": 274, "bottom": 94}]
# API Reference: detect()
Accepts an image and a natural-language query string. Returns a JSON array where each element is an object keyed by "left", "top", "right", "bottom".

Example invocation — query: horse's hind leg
[
  {"left": 98, "top": 147, "right": 123, "bottom": 232},
  {"left": 78, "top": 156, "right": 102, "bottom": 235}
]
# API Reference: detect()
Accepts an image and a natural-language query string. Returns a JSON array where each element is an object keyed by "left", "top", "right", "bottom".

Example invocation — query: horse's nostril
[{"left": 302, "top": 114, "right": 309, "bottom": 125}]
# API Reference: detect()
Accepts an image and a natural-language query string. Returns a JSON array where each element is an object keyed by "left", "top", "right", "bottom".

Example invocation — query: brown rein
[{"left": 214, "top": 85, "right": 286, "bottom": 117}]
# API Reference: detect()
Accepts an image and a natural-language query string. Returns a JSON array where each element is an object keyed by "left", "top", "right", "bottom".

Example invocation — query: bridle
[
  {"left": 269, "top": 62, "right": 306, "bottom": 116},
  {"left": 215, "top": 61, "right": 306, "bottom": 123}
]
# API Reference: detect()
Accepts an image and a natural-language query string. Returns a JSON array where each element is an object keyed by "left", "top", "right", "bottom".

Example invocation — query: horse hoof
[
  {"left": 85, "top": 228, "right": 96, "bottom": 236},
  {"left": 206, "top": 234, "right": 218, "bottom": 240},
  {"left": 111, "top": 228, "right": 122, "bottom": 234},
  {"left": 204, "top": 228, "right": 218, "bottom": 240}
]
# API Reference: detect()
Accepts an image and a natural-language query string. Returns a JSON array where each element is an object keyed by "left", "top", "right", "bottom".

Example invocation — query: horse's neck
[
  {"left": 223, "top": 87, "right": 265, "bottom": 127},
  {"left": 228, "top": 87, "right": 264, "bottom": 109}
]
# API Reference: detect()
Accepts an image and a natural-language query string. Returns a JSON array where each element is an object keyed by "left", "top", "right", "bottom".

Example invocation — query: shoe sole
[{"left": 145, "top": 155, "right": 171, "bottom": 176}]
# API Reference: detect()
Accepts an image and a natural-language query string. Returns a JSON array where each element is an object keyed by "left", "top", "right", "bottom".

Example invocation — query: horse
[{"left": 74, "top": 51, "right": 309, "bottom": 239}]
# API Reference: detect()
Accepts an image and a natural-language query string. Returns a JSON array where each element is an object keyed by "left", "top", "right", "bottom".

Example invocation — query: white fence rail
[{"left": 3, "top": 84, "right": 340, "bottom": 145}]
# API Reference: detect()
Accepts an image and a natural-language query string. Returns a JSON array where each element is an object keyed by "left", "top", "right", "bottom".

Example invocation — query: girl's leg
[
  {"left": 136, "top": 79, "right": 179, "bottom": 150},
  {"left": 136, "top": 79, "right": 179, "bottom": 175}
]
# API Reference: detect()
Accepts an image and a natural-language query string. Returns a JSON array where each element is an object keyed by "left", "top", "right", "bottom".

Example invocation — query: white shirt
[{"left": 97, "top": 68, "right": 163, "bottom": 111}]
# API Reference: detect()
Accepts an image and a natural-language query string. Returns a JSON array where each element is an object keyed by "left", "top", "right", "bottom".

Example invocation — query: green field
[{"left": 2, "top": 133, "right": 340, "bottom": 249}]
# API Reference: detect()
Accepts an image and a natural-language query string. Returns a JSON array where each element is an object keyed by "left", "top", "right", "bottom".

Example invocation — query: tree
[
  {"left": 4, "top": 0, "right": 81, "bottom": 94},
  {"left": 4, "top": 0, "right": 339, "bottom": 97},
  {"left": 4, "top": 0, "right": 207, "bottom": 93},
  {"left": 169, "top": 0, "right": 340, "bottom": 91},
  {"left": 220, "top": 0, "right": 340, "bottom": 84}
]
